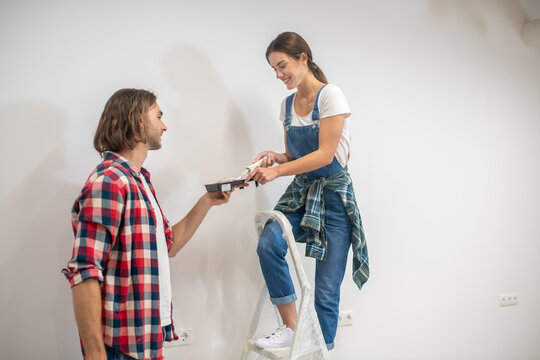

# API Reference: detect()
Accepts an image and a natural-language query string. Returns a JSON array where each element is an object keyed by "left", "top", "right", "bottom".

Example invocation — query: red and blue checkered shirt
[{"left": 63, "top": 152, "right": 178, "bottom": 360}]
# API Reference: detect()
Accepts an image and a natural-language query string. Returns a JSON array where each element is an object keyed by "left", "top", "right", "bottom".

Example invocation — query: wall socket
[
  {"left": 499, "top": 293, "right": 518, "bottom": 307},
  {"left": 338, "top": 310, "right": 353, "bottom": 327},
  {"left": 178, "top": 329, "right": 193, "bottom": 345},
  {"left": 165, "top": 328, "right": 193, "bottom": 347}
]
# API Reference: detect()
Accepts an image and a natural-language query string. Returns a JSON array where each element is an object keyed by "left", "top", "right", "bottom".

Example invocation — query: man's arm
[
  {"left": 64, "top": 175, "right": 124, "bottom": 358},
  {"left": 168, "top": 191, "right": 231, "bottom": 257},
  {"left": 72, "top": 279, "right": 107, "bottom": 360}
]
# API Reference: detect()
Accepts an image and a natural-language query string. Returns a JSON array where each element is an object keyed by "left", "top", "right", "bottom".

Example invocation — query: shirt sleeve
[
  {"left": 62, "top": 174, "right": 125, "bottom": 287},
  {"left": 318, "top": 84, "right": 351, "bottom": 120},
  {"left": 279, "top": 97, "right": 287, "bottom": 123}
]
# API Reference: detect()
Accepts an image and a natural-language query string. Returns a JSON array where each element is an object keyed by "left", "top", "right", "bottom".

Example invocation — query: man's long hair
[{"left": 94, "top": 88, "right": 156, "bottom": 156}]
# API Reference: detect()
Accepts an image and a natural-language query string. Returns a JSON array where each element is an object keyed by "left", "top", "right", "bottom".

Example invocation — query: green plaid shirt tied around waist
[{"left": 274, "top": 168, "right": 369, "bottom": 290}]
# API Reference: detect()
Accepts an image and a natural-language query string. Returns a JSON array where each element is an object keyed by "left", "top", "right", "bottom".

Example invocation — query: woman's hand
[
  {"left": 245, "top": 166, "right": 280, "bottom": 185},
  {"left": 254, "top": 151, "right": 287, "bottom": 167}
]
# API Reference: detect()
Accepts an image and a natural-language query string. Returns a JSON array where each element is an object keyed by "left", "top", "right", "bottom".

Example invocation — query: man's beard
[{"left": 147, "top": 131, "right": 162, "bottom": 150}]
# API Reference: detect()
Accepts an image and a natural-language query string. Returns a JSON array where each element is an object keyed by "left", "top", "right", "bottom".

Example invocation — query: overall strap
[
  {"left": 311, "top": 84, "right": 327, "bottom": 121},
  {"left": 284, "top": 93, "right": 295, "bottom": 127}
]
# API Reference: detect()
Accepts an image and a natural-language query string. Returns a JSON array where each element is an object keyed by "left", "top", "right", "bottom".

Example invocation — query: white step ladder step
[
  {"left": 244, "top": 337, "right": 327, "bottom": 360},
  {"left": 244, "top": 338, "right": 290, "bottom": 360}
]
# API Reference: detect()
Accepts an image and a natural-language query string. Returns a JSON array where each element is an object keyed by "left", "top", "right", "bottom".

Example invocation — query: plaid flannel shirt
[
  {"left": 274, "top": 168, "right": 369, "bottom": 289},
  {"left": 62, "top": 152, "right": 178, "bottom": 360}
]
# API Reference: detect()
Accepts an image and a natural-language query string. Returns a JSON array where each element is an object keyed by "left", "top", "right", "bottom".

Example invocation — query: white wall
[{"left": 1, "top": 1, "right": 540, "bottom": 359}]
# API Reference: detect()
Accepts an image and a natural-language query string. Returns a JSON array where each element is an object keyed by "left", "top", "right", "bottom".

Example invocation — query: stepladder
[{"left": 241, "top": 211, "right": 330, "bottom": 360}]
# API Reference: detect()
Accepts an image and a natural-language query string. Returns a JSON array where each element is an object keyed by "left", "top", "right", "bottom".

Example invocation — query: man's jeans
[
  {"left": 105, "top": 345, "right": 136, "bottom": 360},
  {"left": 105, "top": 327, "right": 168, "bottom": 359},
  {"left": 257, "top": 189, "right": 352, "bottom": 350}
]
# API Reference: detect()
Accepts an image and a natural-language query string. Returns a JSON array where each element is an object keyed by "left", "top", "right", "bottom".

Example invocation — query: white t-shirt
[
  {"left": 140, "top": 175, "right": 172, "bottom": 327},
  {"left": 279, "top": 84, "right": 351, "bottom": 168}
]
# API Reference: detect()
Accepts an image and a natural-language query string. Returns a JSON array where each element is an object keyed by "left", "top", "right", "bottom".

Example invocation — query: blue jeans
[
  {"left": 105, "top": 346, "right": 136, "bottom": 360},
  {"left": 257, "top": 189, "right": 352, "bottom": 350}
]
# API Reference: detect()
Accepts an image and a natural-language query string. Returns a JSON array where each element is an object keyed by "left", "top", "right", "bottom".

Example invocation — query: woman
[{"left": 246, "top": 32, "right": 369, "bottom": 351}]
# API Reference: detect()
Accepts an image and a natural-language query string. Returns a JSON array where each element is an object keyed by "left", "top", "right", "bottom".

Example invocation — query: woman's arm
[{"left": 247, "top": 114, "right": 345, "bottom": 184}]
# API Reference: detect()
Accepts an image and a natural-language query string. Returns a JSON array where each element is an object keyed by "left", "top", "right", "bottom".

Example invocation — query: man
[{"left": 63, "top": 88, "right": 232, "bottom": 359}]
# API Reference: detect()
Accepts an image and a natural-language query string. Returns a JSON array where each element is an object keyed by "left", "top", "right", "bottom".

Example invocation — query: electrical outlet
[
  {"left": 165, "top": 328, "right": 193, "bottom": 347},
  {"left": 338, "top": 310, "right": 353, "bottom": 327},
  {"left": 499, "top": 293, "right": 518, "bottom": 307},
  {"left": 178, "top": 329, "right": 193, "bottom": 345}
]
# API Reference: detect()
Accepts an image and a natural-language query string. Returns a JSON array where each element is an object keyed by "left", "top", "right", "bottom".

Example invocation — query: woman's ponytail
[
  {"left": 266, "top": 32, "right": 328, "bottom": 84},
  {"left": 308, "top": 59, "right": 328, "bottom": 84}
]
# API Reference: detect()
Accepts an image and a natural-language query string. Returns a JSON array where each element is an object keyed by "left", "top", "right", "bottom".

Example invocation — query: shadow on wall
[
  {"left": 0, "top": 103, "right": 81, "bottom": 359},
  {"left": 427, "top": 0, "right": 527, "bottom": 36},
  {"left": 159, "top": 44, "right": 268, "bottom": 359}
]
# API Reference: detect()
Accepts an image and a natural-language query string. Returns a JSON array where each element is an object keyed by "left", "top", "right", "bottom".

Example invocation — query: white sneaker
[{"left": 254, "top": 325, "right": 294, "bottom": 349}]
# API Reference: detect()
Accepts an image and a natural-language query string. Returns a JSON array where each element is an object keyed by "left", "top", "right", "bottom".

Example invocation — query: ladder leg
[
  {"left": 243, "top": 211, "right": 330, "bottom": 360},
  {"left": 241, "top": 286, "right": 269, "bottom": 359}
]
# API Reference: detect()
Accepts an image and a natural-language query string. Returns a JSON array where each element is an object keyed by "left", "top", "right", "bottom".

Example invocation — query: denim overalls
[{"left": 257, "top": 85, "right": 352, "bottom": 350}]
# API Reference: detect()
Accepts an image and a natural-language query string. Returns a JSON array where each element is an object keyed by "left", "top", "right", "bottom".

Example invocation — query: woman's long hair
[{"left": 266, "top": 32, "right": 328, "bottom": 84}]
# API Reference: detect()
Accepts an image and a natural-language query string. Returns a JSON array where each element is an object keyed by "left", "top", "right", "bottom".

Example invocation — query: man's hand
[
  {"left": 202, "top": 190, "right": 232, "bottom": 206},
  {"left": 86, "top": 354, "right": 107, "bottom": 360}
]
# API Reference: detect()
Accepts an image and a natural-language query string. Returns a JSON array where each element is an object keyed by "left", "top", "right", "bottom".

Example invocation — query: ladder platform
[
  {"left": 244, "top": 338, "right": 290, "bottom": 360},
  {"left": 244, "top": 338, "right": 325, "bottom": 360}
]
